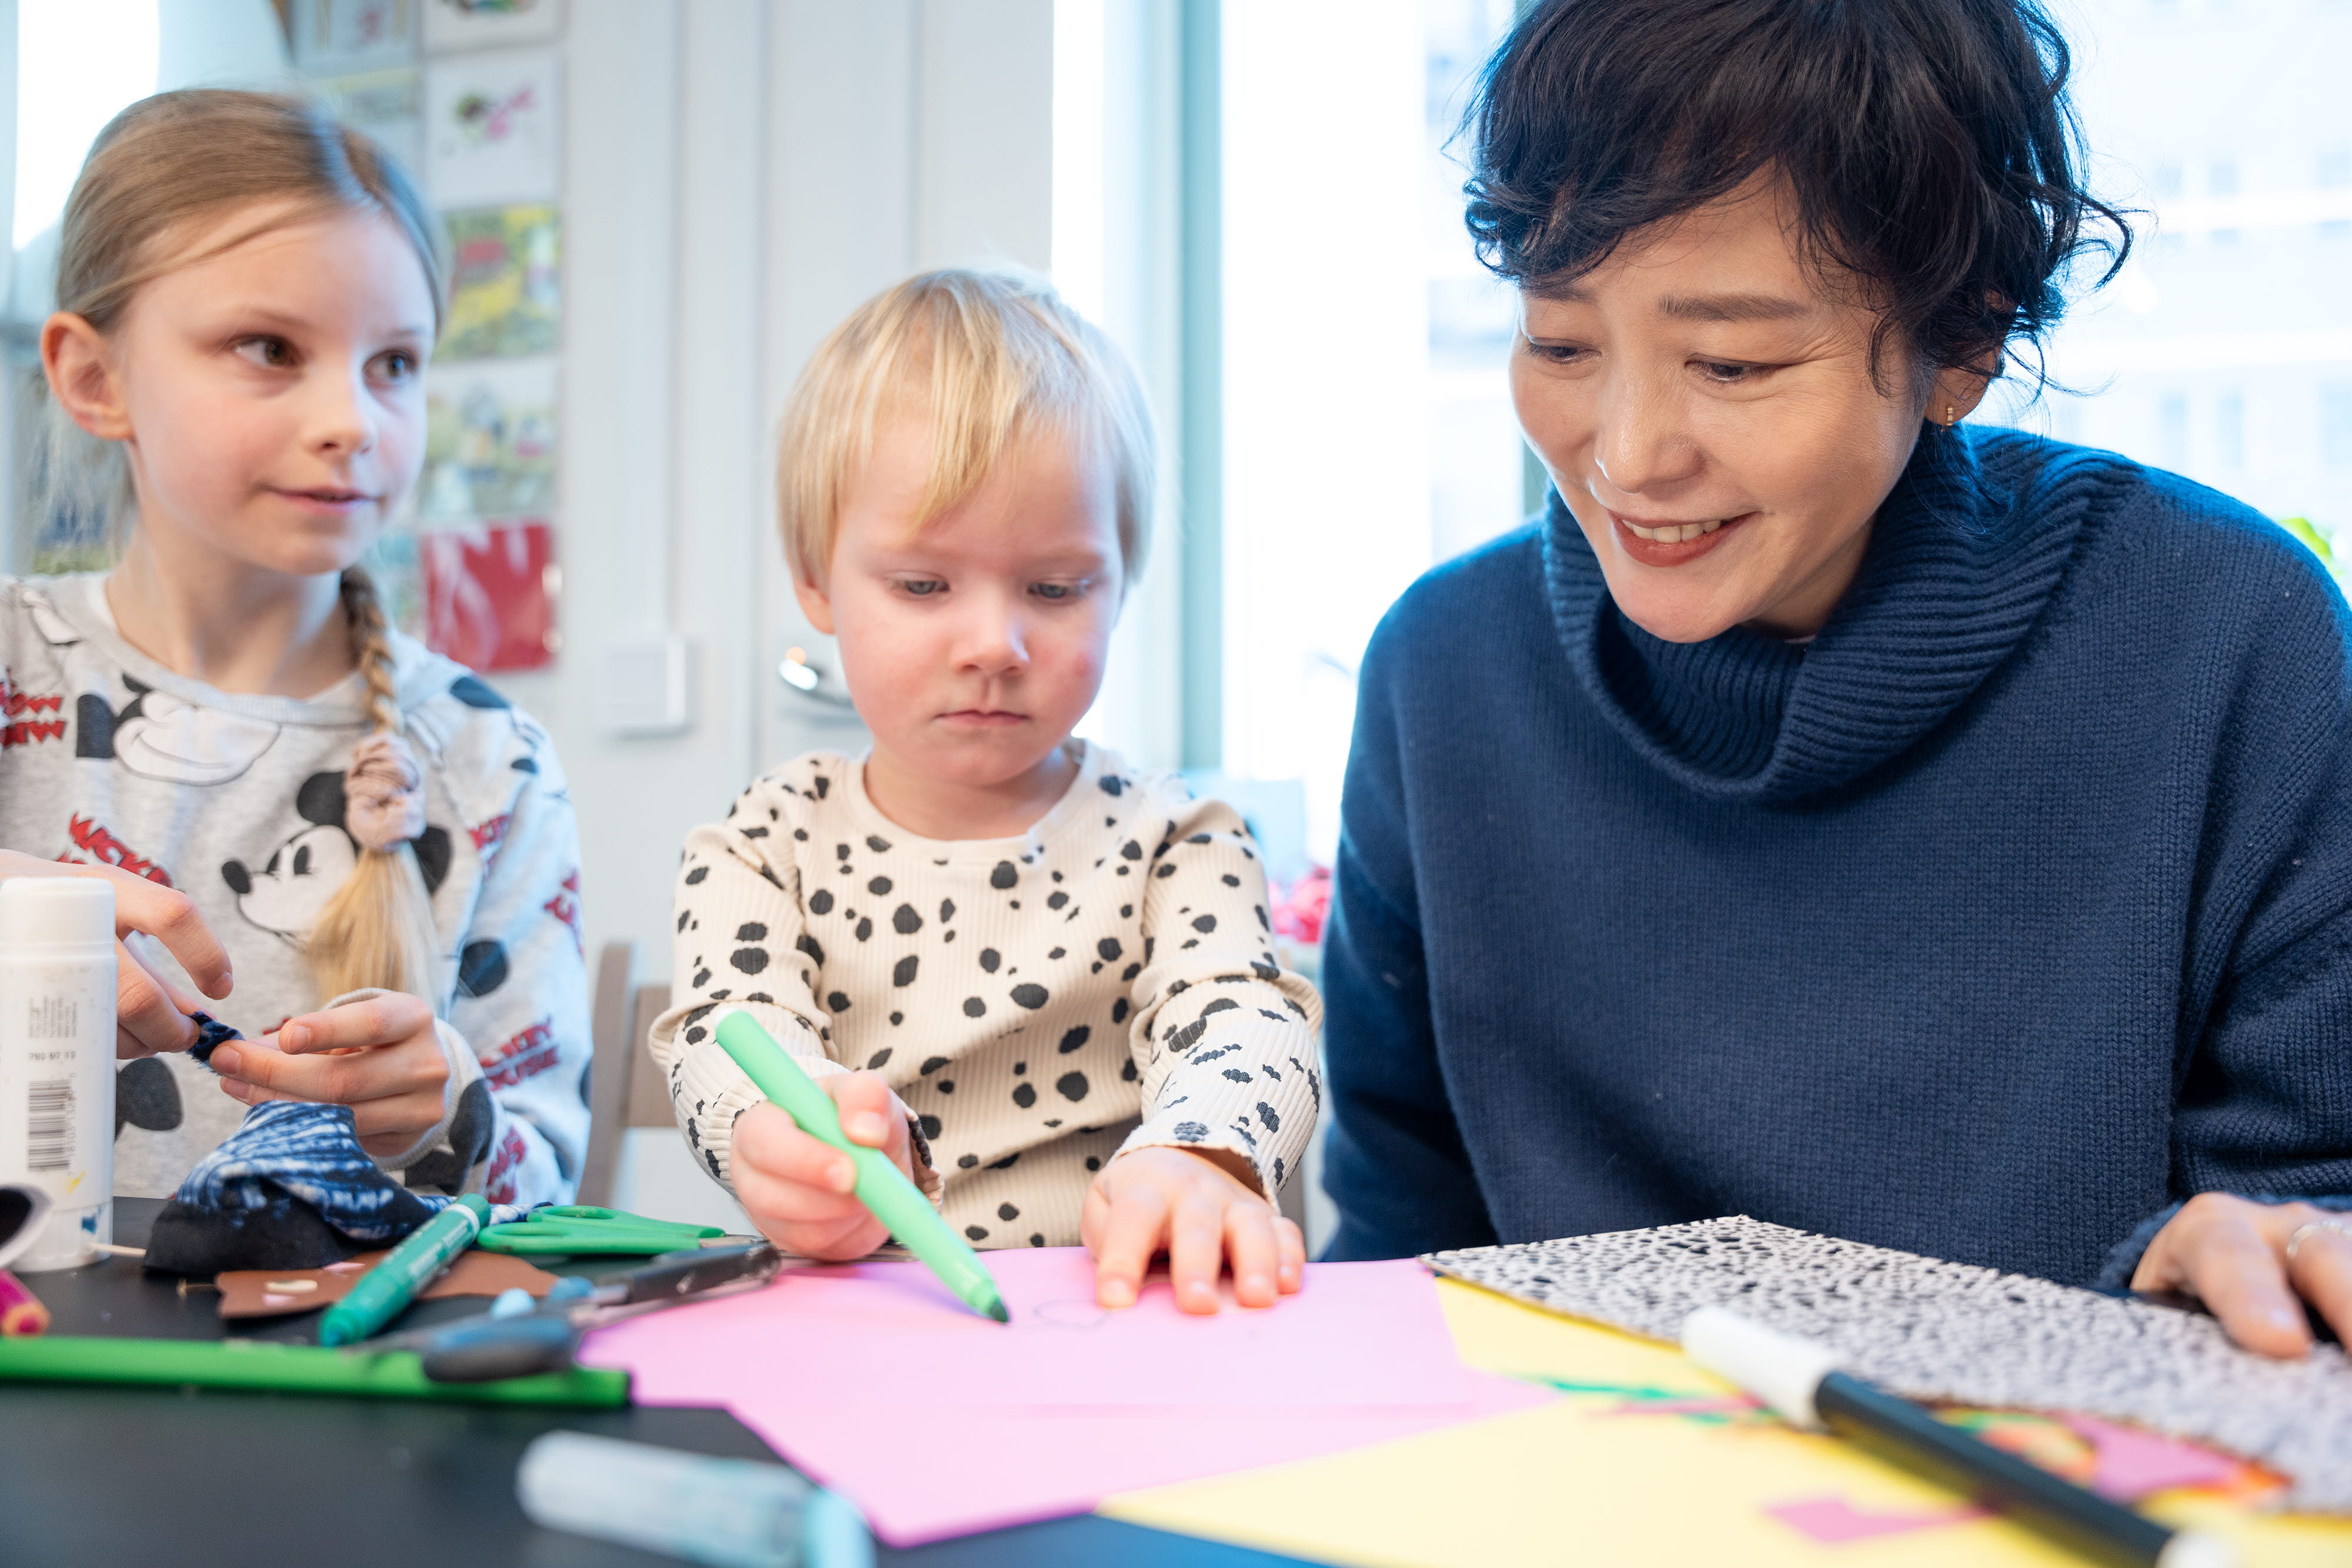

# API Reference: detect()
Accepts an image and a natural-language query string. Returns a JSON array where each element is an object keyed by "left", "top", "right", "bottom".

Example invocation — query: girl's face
[
  {"left": 1511, "top": 179, "right": 1986, "bottom": 641},
  {"left": 797, "top": 418, "right": 1125, "bottom": 800},
  {"left": 68, "top": 205, "right": 436, "bottom": 578}
]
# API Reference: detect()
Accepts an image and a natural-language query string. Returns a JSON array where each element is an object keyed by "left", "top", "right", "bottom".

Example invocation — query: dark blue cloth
[{"left": 1322, "top": 424, "right": 2352, "bottom": 1286}]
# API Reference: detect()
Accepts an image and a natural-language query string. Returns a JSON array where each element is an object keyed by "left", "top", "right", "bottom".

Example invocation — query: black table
[{"left": 1, "top": 1200, "right": 1316, "bottom": 1568}]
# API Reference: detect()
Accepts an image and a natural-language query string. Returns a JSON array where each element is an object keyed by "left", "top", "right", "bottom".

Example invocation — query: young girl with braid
[{"left": 0, "top": 90, "right": 588, "bottom": 1214}]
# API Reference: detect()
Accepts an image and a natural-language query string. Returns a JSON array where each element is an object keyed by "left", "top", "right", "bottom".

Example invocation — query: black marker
[{"left": 1680, "top": 1307, "right": 2236, "bottom": 1568}]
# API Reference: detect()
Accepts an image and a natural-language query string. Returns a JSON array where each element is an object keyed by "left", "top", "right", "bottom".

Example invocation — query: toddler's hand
[
  {"left": 731, "top": 1071, "right": 917, "bottom": 1261},
  {"left": 1082, "top": 1145, "right": 1305, "bottom": 1315}
]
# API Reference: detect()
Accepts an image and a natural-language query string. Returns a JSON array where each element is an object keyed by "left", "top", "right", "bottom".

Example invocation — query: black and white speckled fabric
[{"left": 1425, "top": 1215, "right": 2352, "bottom": 1513}]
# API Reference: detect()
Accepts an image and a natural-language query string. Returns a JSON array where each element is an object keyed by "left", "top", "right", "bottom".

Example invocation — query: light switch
[{"left": 596, "top": 635, "right": 693, "bottom": 737}]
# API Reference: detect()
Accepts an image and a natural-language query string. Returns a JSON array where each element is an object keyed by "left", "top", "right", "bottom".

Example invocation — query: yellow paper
[{"left": 1101, "top": 1280, "right": 2352, "bottom": 1568}]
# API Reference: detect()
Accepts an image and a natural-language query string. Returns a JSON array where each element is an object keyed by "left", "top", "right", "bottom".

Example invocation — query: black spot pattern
[
  {"left": 1056, "top": 1071, "right": 1089, "bottom": 1102},
  {"left": 980, "top": 948, "right": 1001, "bottom": 973},
  {"left": 1059, "top": 1026, "right": 1090, "bottom": 1053},
  {"left": 893, "top": 955, "right": 920, "bottom": 987},
  {"left": 1010, "top": 983, "right": 1048, "bottom": 1009},
  {"left": 736, "top": 922, "right": 768, "bottom": 941},
  {"left": 990, "top": 861, "right": 1017, "bottom": 889},
  {"left": 1012, "top": 1082, "right": 1037, "bottom": 1108},
  {"left": 963, "top": 997, "right": 985, "bottom": 1018},
  {"left": 809, "top": 889, "right": 834, "bottom": 915},
  {"left": 893, "top": 904, "right": 923, "bottom": 934},
  {"left": 732, "top": 948, "right": 770, "bottom": 975},
  {"left": 684, "top": 865, "right": 709, "bottom": 885}
]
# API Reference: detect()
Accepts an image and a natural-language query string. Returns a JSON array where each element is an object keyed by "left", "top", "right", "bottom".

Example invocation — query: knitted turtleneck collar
[{"left": 1541, "top": 423, "right": 2126, "bottom": 804}]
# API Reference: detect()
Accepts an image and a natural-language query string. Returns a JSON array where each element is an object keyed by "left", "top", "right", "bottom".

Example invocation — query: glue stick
[
  {"left": 517, "top": 1432, "right": 872, "bottom": 1568},
  {"left": 0, "top": 879, "right": 117, "bottom": 1271}
]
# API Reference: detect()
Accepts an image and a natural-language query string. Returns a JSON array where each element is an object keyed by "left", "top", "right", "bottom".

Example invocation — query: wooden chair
[
  {"left": 575, "top": 940, "right": 676, "bottom": 1206},
  {"left": 574, "top": 938, "right": 1312, "bottom": 1232}
]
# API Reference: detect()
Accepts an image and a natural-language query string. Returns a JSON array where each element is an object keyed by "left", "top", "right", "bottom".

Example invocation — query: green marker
[
  {"left": 716, "top": 1011, "right": 1009, "bottom": 1323},
  {"left": 319, "top": 1193, "right": 491, "bottom": 1347},
  {"left": 0, "top": 1335, "right": 626, "bottom": 1407}
]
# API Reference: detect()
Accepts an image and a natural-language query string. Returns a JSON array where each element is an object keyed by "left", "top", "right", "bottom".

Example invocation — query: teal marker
[
  {"left": 319, "top": 1193, "right": 491, "bottom": 1347},
  {"left": 716, "top": 1011, "right": 1008, "bottom": 1323}
]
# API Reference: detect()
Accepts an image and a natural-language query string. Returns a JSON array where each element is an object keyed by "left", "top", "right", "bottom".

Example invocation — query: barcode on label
[{"left": 27, "top": 1080, "right": 71, "bottom": 1172}]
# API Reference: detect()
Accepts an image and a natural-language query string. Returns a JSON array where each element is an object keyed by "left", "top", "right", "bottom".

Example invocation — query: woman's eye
[
  {"left": 1697, "top": 360, "right": 1762, "bottom": 384},
  {"left": 1525, "top": 340, "right": 1589, "bottom": 365},
  {"left": 233, "top": 337, "right": 296, "bottom": 369}
]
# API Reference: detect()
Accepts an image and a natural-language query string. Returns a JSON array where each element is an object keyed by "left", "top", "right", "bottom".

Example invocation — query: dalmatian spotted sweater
[
  {"left": 651, "top": 744, "right": 1324, "bottom": 1249},
  {"left": 0, "top": 574, "right": 587, "bottom": 1207}
]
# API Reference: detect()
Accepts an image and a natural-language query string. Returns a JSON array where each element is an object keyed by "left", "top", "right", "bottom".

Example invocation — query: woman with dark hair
[{"left": 1321, "top": 0, "right": 2352, "bottom": 1355}]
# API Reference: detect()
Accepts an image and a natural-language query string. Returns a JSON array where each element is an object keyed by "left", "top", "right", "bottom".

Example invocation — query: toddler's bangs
[{"left": 778, "top": 268, "right": 1155, "bottom": 584}]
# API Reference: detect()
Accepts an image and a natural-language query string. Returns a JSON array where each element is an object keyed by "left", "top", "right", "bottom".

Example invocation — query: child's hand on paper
[
  {"left": 1083, "top": 1146, "right": 1305, "bottom": 1315},
  {"left": 731, "top": 1071, "right": 920, "bottom": 1261}
]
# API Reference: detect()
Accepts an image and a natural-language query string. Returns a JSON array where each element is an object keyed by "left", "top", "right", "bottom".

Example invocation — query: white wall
[{"left": 510, "top": 0, "right": 1068, "bottom": 992}]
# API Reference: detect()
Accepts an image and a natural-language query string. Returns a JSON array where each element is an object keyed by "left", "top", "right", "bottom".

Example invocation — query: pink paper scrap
[
  {"left": 582, "top": 1248, "right": 1549, "bottom": 1545},
  {"left": 1766, "top": 1495, "right": 1990, "bottom": 1543},
  {"left": 2060, "top": 1415, "right": 2242, "bottom": 1502}
]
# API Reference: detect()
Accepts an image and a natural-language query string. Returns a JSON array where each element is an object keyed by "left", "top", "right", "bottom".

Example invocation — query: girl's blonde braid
[{"left": 306, "top": 567, "right": 443, "bottom": 1004}]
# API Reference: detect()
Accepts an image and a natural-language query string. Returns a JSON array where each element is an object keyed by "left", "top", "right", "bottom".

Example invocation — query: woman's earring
[{"left": 1945, "top": 404, "right": 1957, "bottom": 426}]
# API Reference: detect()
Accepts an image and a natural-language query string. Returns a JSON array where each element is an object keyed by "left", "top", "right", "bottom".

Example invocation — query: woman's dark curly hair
[{"left": 1464, "top": 0, "right": 2130, "bottom": 393}]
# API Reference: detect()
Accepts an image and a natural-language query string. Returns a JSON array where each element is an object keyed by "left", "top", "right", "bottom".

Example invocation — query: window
[{"left": 1984, "top": 0, "right": 2352, "bottom": 580}]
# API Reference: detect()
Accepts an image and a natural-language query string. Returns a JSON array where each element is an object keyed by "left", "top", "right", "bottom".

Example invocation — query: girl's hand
[
  {"left": 2133, "top": 1193, "right": 2352, "bottom": 1356},
  {"left": 1083, "top": 1146, "right": 1305, "bottom": 1315},
  {"left": 0, "top": 851, "right": 235, "bottom": 1058},
  {"left": 730, "top": 1071, "right": 917, "bottom": 1261},
  {"left": 208, "top": 992, "right": 451, "bottom": 1156}
]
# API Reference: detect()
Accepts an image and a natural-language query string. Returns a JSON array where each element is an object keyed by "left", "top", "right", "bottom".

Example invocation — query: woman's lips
[{"left": 1610, "top": 510, "right": 1755, "bottom": 566}]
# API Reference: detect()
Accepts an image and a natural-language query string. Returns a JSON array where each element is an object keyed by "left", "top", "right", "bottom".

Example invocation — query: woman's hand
[
  {"left": 2132, "top": 1193, "right": 2352, "bottom": 1356},
  {"left": 208, "top": 992, "right": 451, "bottom": 1157},
  {"left": 730, "top": 1071, "right": 917, "bottom": 1261},
  {"left": 0, "top": 851, "right": 235, "bottom": 1058},
  {"left": 1083, "top": 1145, "right": 1305, "bottom": 1315}
]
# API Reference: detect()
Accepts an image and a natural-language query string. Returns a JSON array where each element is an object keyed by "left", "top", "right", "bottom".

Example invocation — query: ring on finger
[{"left": 2285, "top": 1219, "right": 2352, "bottom": 1263}]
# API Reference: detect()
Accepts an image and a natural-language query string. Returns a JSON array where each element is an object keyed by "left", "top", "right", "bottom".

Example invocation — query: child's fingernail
[
  {"left": 210, "top": 1045, "right": 239, "bottom": 1075},
  {"left": 1102, "top": 1279, "right": 1134, "bottom": 1307},
  {"left": 281, "top": 1025, "right": 309, "bottom": 1052},
  {"left": 848, "top": 1111, "right": 886, "bottom": 1144},
  {"left": 1243, "top": 1274, "right": 1270, "bottom": 1298},
  {"left": 833, "top": 1159, "right": 857, "bottom": 1193}
]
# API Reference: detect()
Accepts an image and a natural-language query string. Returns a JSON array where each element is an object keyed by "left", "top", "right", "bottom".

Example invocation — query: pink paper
[
  {"left": 582, "top": 1249, "right": 1545, "bottom": 1545},
  {"left": 1766, "top": 1496, "right": 1989, "bottom": 1543},
  {"left": 2061, "top": 1415, "right": 2241, "bottom": 1501}
]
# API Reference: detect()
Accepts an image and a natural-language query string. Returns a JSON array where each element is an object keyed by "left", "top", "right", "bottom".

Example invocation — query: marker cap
[{"left": 1681, "top": 1305, "right": 1843, "bottom": 1429}]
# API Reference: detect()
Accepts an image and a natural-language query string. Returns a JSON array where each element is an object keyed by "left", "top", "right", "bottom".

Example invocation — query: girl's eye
[
  {"left": 233, "top": 337, "right": 296, "bottom": 369},
  {"left": 896, "top": 579, "right": 947, "bottom": 598},
  {"left": 373, "top": 350, "right": 419, "bottom": 383},
  {"left": 1031, "top": 582, "right": 1080, "bottom": 602}
]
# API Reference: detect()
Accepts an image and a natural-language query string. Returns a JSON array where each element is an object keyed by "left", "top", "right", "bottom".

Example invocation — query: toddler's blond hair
[{"left": 777, "top": 269, "right": 1155, "bottom": 586}]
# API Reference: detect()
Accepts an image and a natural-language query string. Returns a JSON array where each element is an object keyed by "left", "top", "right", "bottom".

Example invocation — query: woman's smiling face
[{"left": 1511, "top": 178, "right": 1989, "bottom": 643}]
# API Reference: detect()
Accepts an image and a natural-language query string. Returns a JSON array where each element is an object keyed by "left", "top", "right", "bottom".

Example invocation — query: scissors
[
  {"left": 475, "top": 1205, "right": 736, "bottom": 1257},
  {"left": 352, "top": 1238, "right": 795, "bottom": 1383}
]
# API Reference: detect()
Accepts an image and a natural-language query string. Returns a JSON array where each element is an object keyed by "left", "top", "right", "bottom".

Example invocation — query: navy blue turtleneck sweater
[{"left": 1321, "top": 425, "right": 2352, "bottom": 1286}]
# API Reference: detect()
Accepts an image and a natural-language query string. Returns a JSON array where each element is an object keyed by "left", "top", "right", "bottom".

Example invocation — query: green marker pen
[
  {"left": 319, "top": 1193, "right": 490, "bottom": 1347},
  {"left": 716, "top": 1011, "right": 1009, "bottom": 1323}
]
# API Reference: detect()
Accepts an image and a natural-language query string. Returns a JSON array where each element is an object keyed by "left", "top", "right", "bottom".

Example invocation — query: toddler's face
[
  {"left": 101, "top": 205, "right": 434, "bottom": 577},
  {"left": 800, "top": 419, "right": 1124, "bottom": 797}
]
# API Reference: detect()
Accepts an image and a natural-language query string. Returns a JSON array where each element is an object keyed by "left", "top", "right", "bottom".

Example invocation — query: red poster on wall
[{"left": 420, "top": 519, "right": 559, "bottom": 672}]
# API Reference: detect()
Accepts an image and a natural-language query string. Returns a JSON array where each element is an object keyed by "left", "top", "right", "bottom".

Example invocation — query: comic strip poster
[
  {"left": 425, "top": 0, "right": 562, "bottom": 54},
  {"left": 425, "top": 46, "right": 559, "bottom": 209},
  {"left": 420, "top": 357, "right": 559, "bottom": 522},
  {"left": 440, "top": 203, "right": 559, "bottom": 360},
  {"left": 420, "top": 520, "right": 559, "bottom": 673},
  {"left": 289, "top": 0, "right": 422, "bottom": 74}
]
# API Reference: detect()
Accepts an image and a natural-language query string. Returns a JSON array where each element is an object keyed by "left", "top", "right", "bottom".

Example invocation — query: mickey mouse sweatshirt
[{"left": 0, "top": 573, "right": 586, "bottom": 1207}]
